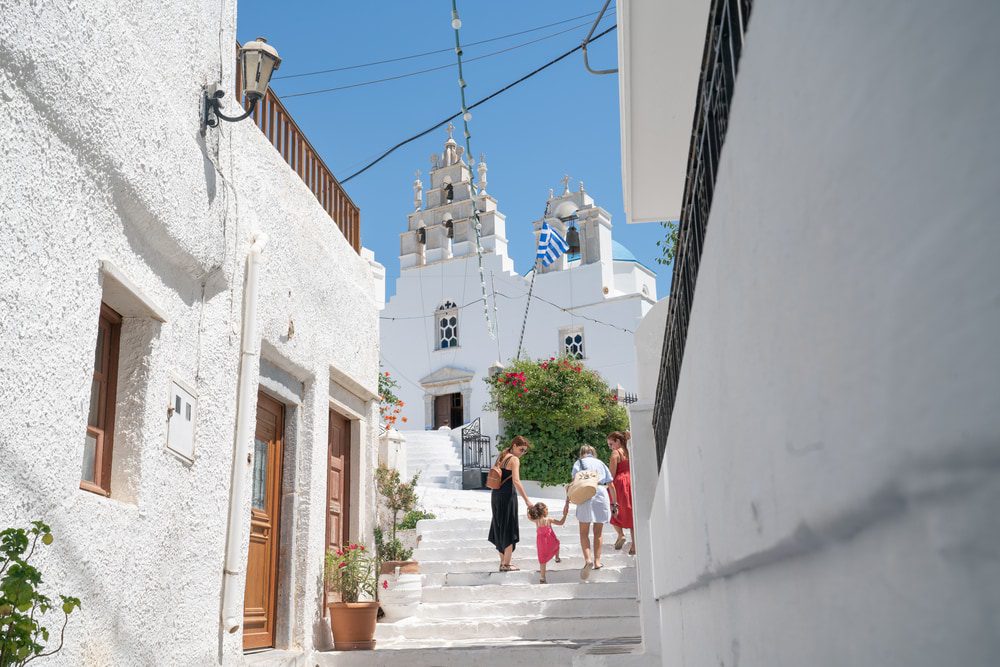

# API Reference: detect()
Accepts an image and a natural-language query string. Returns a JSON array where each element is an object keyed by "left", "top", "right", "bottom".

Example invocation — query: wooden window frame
[{"left": 80, "top": 303, "right": 122, "bottom": 497}]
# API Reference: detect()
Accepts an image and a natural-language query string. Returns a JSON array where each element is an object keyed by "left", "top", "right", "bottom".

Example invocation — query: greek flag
[{"left": 536, "top": 222, "right": 570, "bottom": 267}]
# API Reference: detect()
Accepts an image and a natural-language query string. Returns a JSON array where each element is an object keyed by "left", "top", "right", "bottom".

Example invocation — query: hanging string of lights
[{"left": 450, "top": 0, "right": 497, "bottom": 341}]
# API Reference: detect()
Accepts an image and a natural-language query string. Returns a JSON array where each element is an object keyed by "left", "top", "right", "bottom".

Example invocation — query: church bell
[{"left": 566, "top": 224, "right": 581, "bottom": 255}]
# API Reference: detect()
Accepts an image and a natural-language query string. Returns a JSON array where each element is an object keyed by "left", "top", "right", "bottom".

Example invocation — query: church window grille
[
  {"left": 560, "top": 326, "right": 585, "bottom": 359},
  {"left": 437, "top": 301, "right": 459, "bottom": 350}
]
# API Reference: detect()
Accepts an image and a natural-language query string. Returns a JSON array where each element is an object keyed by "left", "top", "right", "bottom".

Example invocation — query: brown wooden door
[
  {"left": 326, "top": 410, "right": 351, "bottom": 557},
  {"left": 243, "top": 392, "right": 284, "bottom": 650},
  {"left": 450, "top": 393, "right": 464, "bottom": 427},
  {"left": 434, "top": 394, "right": 450, "bottom": 429}
]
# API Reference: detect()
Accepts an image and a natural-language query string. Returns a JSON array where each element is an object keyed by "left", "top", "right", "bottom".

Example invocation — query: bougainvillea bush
[
  {"left": 485, "top": 356, "right": 629, "bottom": 486},
  {"left": 378, "top": 370, "right": 407, "bottom": 429}
]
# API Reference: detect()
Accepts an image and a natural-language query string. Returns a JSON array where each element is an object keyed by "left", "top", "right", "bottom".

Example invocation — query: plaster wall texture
[
  {"left": 636, "top": 1, "right": 1000, "bottom": 665},
  {"left": 0, "top": 1, "right": 379, "bottom": 665}
]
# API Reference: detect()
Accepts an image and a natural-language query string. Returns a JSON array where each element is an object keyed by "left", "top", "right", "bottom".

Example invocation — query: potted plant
[
  {"left": 373, "top": 465, "right": 423, "bottom": 621},
  {"left": 324, "top": 544, "right": 378, "bottom": 651}
]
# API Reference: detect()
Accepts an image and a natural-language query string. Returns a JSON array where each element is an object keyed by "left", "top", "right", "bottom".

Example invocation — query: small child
[{"left": 527, "top": 502, "right": 567, "bottom": 584}]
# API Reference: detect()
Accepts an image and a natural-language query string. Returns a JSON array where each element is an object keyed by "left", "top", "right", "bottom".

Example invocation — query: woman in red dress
[{"left": 607, "top": 431, "right": 635, "bottom": 555}]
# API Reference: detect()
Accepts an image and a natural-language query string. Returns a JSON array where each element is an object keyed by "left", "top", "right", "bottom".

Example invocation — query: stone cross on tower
[
  {"left": 446, "top": 122, "right": 455, "bottom": 141},
  {"left": 561, "top": 174, "right": 572, "bottom": 195},
  {"left": 413, "top": 169, "right": 423, "bottom": 210}
]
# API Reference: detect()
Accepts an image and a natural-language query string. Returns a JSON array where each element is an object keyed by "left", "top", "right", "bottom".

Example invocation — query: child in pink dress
[{"left": 527, "top": 502, "right": 567, "bottom": 584}]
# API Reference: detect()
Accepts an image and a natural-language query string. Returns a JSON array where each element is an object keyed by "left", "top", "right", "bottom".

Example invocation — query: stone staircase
[
  {"left": 317, "top": 488, "right": 642, "bottom": 666},
  {"left": 401, "top": 429, "right": 464, "bottom": 490}
]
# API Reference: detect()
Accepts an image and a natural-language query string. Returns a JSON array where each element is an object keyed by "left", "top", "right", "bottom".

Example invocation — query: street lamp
[{"left": 203, "top": 37, "right": 281, "bottom": 129}]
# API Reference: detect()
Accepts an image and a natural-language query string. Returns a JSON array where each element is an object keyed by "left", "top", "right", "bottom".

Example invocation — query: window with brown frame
[{"left": 81, "top": 303, "right": 121, "bottom": 496}]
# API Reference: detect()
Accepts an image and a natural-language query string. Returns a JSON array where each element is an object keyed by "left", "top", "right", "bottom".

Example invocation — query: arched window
[{"left": 436, "top": 301, "right": 459, "bottom": 349}]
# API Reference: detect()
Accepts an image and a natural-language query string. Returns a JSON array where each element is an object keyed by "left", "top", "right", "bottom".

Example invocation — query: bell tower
[
  {"left": 400, "top": 125, "right": 510, "bottom": 270},
  {"left": 532, "top": 177, "right": 612, "bottom": 274}
]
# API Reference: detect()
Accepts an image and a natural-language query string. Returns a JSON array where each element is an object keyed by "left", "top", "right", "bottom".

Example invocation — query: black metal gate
[{"left": 461, "top": 417, "right": 492, "bottom": 489}]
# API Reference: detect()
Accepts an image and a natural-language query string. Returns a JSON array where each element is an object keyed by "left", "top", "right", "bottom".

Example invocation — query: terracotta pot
[
  {"left": 328, "top": 601, "right": 379, "bottom": 651},
  {"left": 378, "top": 560, "right": 419, "bottom": 575}
]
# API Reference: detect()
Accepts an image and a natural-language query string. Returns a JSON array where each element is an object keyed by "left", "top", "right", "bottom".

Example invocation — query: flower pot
[
  {"left": 378, "top": 561, "right": 421, "bottom": 622},
  {"left": 328, "top": 601, "right": 379, "bottom": 651}
]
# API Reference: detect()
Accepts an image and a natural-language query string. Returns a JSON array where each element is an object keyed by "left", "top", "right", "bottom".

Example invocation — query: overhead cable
[
  {"left": 339, "top": 23, "right": 617, "bottom": 183},
  {"left": 280, "top": 16, "right": 608, "bottom": 99},
  {"left": 274, "top": 7, "right": 612, "bottom": 81}
]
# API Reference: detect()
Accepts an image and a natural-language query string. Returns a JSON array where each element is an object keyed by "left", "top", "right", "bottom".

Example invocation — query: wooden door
[
  {"left": 326, "top": 410, "right": 351, "bottom": 557},
  {"left": 434, "top": 394, "right": 450, "bottom": 428},
  {"left": 243, "top": 392, "right": 284, "bottom": 650},
  {"left": 450, "top": 393, "right": 464, "bottom": 427}
]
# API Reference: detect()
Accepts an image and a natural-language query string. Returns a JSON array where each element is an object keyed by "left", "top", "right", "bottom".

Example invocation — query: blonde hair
[{"left": 578, "top": 444, "right": 596, "bottom": 458}]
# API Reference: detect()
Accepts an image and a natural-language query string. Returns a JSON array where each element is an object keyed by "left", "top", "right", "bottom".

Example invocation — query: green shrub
[
  {"left": 396, "top": 510, "right": 436, "bottom": 531},
  {"left": 485, "top": 356, "right": 629, "bottom": 486},
  {"left": 0, "top": 521, "right": 81, "bottom": 667},
  {"left": 373, "top": 526, "right": 413, "bottom": 564}
]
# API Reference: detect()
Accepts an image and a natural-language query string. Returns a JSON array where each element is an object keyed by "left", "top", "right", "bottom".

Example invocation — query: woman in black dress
[{"left": 488, "top": 435, "right": 533, "bottom": 572}]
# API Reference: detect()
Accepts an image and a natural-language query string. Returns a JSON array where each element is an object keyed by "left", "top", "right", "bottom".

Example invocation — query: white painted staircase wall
[
  {"left": 400, "top": 429, "right": 464, "bottom": 489},
  {"left": 318, "top": 488, "right": 644, "bottom": 666}
]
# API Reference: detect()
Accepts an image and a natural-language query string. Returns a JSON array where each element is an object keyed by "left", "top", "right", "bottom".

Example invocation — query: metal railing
[
  {"left": 461, "top": 417, "right": 492, "bottom": 489},
  {"left": 235, "top": 59, "right": 361, "bottom": 253},
  {"left": 652, "top": 0, "right": 753, "bottom": 468}
]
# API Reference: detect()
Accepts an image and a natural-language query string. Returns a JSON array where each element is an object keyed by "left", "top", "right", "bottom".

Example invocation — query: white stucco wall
[
  {"left": 0, "top": 1, "right": 379, "bottom": 664},
  {"left": 380, "top": 251, "right": 653, "bottom": 442},
  {"left": 635, "top": 2, "right": 1000, "bottom": 665}
]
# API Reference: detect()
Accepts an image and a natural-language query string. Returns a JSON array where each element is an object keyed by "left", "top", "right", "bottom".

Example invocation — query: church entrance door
[{"left": 433, "top": 393, "right": 463, "bottom": 429}]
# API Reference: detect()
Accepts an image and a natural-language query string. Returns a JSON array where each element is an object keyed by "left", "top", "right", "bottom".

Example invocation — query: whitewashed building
[
  {"left": 618, "top": 0, "right": 1000, "bottom": 665},
  {"left": 380, "top": 128, "right": 656, "bottom": 439},
  {"left": 0, "top": 2, "right": 383, "bottom": 664}
]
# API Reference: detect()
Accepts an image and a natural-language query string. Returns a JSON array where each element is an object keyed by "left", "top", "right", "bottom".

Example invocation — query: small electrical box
[{"left": 166, "top": 377, "right": 198, "bottom": 462}]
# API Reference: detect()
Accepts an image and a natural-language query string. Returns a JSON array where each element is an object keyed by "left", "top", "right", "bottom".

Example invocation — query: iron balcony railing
[
  {"left": 235, "top": 54, "right": 361, "bottom": 253},
  {"left": 652, "top": 0, "right": 753, "bottom": 468}
]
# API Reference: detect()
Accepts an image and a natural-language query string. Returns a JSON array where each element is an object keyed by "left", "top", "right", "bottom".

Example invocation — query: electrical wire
[
  {"left": 339, "top": 23, "right": 617, "bottom": 184},
  {"left": 379, "top": 296, "right": 486, "bottom": 321},
  {"left": 496, "top": 290, "right": 634, "bottom": 334},
  {"left": 280, "top": 15, "right": 608, "bottom": 99},
  {"left": 274, "top": 7, "right": 612, "bottom": 81}
]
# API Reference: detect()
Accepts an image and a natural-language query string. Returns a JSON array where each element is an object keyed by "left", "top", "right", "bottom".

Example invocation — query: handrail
[
  {"left": 235, "top": 53, "right": 361, "bottom": 253},
  {"left": 652, "top": 0, "right": 753, "bottom": 468}
]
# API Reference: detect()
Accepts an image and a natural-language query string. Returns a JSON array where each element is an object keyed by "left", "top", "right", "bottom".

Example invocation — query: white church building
[{"left": 380, "top": 127, "right": 657, "bottom": 440}]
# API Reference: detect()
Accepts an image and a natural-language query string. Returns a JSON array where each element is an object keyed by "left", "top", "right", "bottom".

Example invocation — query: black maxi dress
[{"left": 488, "top": 458, "right": 519, "bottom": 554}]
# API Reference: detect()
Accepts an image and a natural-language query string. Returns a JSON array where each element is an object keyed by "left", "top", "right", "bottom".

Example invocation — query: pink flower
[
  {"left": 382, "top": 580, "right": 389, "bottom": 590},
  {"left": 338, "top": 562, "right": 346, "bottom": 568}
]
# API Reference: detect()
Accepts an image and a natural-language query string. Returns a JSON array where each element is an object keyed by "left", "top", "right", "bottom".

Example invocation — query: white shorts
[{"left": 575, "top": 486, "right": 611, "bottom": 524}]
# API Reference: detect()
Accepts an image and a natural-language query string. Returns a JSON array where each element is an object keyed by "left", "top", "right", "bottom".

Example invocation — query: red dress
[
  {"left": 610, "top": 457, "right": 634, "bottom": 529},
  {"left": 536, "top": 523, "right": 560, "bottom": 564}
]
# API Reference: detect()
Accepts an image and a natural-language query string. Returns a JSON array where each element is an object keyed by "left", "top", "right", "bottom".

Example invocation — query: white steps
[
  {"left": 318, "top": 486, "right": 643, "bottom": 664},
  {"left": 400, "top": 430, "right": 464, "bottom": 489}
]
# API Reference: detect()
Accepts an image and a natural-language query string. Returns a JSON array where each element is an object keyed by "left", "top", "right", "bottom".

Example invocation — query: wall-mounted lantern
[{"left": 203, "top": 37, "right": 281, "bottom": 130}]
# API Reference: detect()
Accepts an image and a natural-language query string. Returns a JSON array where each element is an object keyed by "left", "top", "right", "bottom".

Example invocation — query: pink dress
[{"left": 536, "top": 523, "right": 560, "bottom": 564}]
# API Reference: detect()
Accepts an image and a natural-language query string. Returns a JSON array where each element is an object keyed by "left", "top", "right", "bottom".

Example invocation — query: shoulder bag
[{"left": 566, "top": 460, "right": 600, "bottom": 504}]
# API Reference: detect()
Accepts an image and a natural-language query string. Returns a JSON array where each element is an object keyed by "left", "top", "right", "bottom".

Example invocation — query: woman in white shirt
[{"left": 563, "top": 445, "right": 614, "bottom": 580}]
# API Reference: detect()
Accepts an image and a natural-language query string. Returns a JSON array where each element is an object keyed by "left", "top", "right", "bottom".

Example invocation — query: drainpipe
[{"left": 221, "top": 232, "right": 269, "bottom": 633}]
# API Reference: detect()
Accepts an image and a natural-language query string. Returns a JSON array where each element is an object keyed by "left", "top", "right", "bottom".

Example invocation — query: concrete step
[
  {"left": 417, "top": 525, "right": 622, "bottom": 544},
  {"left": 422, "top": 564, "right": 636, "bottom": 587},
  {"left": 420, "top": 580, "right": 634, "bottom": 603},
  {"left": 375, "top": 614, "right": 641, "bottom": 642},
  {"left": 416, "top": 553, "right": 634, "bottom": 573},
  {"left": 315, "top": 638, "right": 587, "bottom": 666},
  {"left": 414, "top": 596, "right": 638, "bottom": 620}
]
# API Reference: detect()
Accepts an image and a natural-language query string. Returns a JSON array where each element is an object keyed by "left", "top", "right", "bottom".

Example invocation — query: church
[{"left": 380, "top": 127, "right": 657, "bottom": 441}]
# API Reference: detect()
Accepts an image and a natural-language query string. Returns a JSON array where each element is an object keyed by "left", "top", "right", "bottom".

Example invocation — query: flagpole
[{"left": 515, "top": 258, "right": 540, "bottom": 360}]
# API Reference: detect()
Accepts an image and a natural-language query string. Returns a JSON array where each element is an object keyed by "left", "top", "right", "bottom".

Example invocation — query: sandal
[
  {"left": 614, "top": 536, "right": 626, "bottom": 550},
  {"left": 499, "top": 564, "right": 510, "bottom": 572},
  {"left": 539, "top": 577, "right": 547, "bottom": 584},
  {"left": 593, "top": 563, "right": 603, "bottom": 570},
  {"left": 628, "top": 543, "right": 636, "bottom": 556},
  {"left": 580, "top": 563, "right": 593, "bottom": 581},
  {"left": 554, "top": 556, "right": 561, "bottom": 563},
  {"left": 507, "top": 564, "right": 520, "bottom": 571}
]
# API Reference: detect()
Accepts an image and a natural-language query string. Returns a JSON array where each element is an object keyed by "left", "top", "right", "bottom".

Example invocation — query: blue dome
[{"left": 612, "top": 240, "right": 637, "bottom": 262}]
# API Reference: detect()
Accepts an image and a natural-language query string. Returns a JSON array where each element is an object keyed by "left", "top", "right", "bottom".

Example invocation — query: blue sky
[{"left": 237, "top": 1, "right": 670, "bottom": 301}]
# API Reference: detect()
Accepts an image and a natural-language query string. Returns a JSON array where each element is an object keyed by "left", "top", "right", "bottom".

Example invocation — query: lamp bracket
[{"left": 202, "top": 83, "right": 258, "bottom": 131}]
